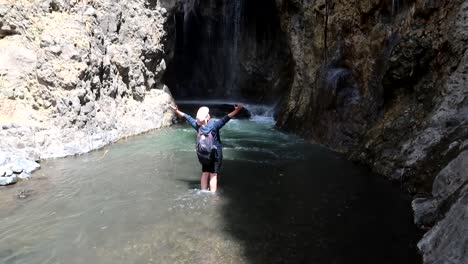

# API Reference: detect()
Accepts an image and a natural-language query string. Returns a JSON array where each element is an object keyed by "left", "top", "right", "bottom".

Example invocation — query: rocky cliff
[
  {"left": 1, "top": 0, "right": 466, "bottom": 262},
  {"left": 274, "top": 0, "right": 467, "bottom": 263},
  {"left": 0, "top": 0, "right": 175, "bottom": 183}
]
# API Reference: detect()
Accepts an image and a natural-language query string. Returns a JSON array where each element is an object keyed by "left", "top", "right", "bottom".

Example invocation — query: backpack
[{"left": 196, "top": 128, "right": 216, "bottom": 164}]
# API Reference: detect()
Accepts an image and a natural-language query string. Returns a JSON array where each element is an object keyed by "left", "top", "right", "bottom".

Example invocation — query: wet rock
[
  {"left": 432, "top": 151, "right": 468, "bottom": 201},
  {"left": 418, "top": 185, "right": 468, "bottom": 264},
  {"left": 413, "top": 150, "right": 468, "bottom": 262},
  {"left": 0, "top": 175, "right": 18, "bottom": 186},
  {"left": 10, "top": 164, "right": 23, "bottom": 174},
  {"left": 18, "top": 172, "right": 32, "bottom": 180},
  {"left": 14, "top": 158, "right": 40, "bottom": 174}
]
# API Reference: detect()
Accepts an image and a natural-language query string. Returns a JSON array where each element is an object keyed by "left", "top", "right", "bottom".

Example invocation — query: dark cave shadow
[{"left": 215, "top": 151, "right": 423, "bottom": 264}]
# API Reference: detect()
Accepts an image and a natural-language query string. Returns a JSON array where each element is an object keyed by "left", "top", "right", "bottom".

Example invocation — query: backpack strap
[{"left": 198, "top": 127, "right": 213, "bottom": 137}]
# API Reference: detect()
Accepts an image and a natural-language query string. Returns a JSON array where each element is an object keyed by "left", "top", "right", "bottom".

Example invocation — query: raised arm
[
  {"left": 213, "top": 103, "right": 244, "bottom": 130},
  {"left": 169, "top": 104, "right": 185, "bottom": 117},
  {"left": 169, "top": 104, "right": 198, "bottom": 129},
  {"left": 228, "top": 103, "right": 244, "bottom": 118}
]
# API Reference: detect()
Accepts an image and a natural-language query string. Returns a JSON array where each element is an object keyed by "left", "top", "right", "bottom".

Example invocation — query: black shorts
[
  {"left": 201, "top": 158, "right": 222, "bottom": 173},
  {"left": 201, "top": 150, "right": 223, "bottom": 173}
]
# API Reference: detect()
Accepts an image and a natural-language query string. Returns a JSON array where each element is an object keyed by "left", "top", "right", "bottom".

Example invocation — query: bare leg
[
  {"left": 201, "top": 172, "right": 209, "bottom": 190},
  {"left": 209, "top": 173, "right": 218, "bottom": 193}
]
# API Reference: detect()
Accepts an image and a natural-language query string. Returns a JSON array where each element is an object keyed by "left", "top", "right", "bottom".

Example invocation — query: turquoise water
[{"left": 0, "top": 114, "right": 421, "bottom": 264}]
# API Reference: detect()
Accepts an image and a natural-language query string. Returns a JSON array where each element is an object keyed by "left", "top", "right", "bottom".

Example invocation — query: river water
[{"left": 0, "top": 105, "right": 421, "bottom": 264}]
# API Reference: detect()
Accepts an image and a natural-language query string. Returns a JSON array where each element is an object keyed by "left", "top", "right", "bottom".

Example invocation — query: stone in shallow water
[
  {"left": 14, "top": 158, "right": 40, "bottom": 174},
  {"left": 0, "top": 176, "right": 18, "bottom": 186},
  {"left": 18, "top": 172, "right": 31, "bottom": 180},
  {"left": 17, "top": 189, "right": 34, "bottom": 199},
  {"left": 10, "top": 164, "right": 23, "bottom": 174}
]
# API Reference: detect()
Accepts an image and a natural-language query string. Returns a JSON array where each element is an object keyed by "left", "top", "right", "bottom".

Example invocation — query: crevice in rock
[
  {"left": 49, "top": 1, "right": 60, "bottom": 12},
  {"left": 0, "top": 22, "right": 19, "bottom": 39},
  {"left": 405, "top": 125, "right": 468, "bottom": 193},
  {"left": 145, "top": 0, "right": 158, "bottom": 9},
  {"left": 116, "top": 14, "right": 122, "bottom": 35},
  {"left": 436, "top": 179, "right": 468, "bottom": 223}
]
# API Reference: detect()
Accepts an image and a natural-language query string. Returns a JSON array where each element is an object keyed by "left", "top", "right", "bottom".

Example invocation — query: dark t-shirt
[{"left": 183, "top": 114, "right": 231, "bottom": 158}]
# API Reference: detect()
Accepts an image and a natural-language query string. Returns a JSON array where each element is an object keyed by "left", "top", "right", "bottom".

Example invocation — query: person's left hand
[{"left": 169, "top": 104, "right": 178, "bottom": 111}]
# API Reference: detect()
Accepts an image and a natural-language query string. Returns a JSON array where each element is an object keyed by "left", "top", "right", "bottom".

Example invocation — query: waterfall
[
  {"left": 245, "top": 103, "right": 278, "bottom": 124},
  {"left": 326, "top": 68, "right": 351, "bottom": 92},
  {"left": 224, "top": 0, "right": 243, "bottom": 97},
  {"left": 392, "top": 0, "right": 400, "bottom": 16},
  {"left": 169, "top": 0, "right": 290, "bottom": 102}
]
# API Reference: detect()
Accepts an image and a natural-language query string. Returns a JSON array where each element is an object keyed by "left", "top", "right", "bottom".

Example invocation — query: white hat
[{"left": 196, "top": 106, "right": 210, "bottom": 125}]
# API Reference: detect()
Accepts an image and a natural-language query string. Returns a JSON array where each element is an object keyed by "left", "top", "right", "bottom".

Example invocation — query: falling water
[
  {"left": 326, "top": 68, "right": 351, "bottom": 91},
  {"left": 224, "top": 0, "right": 243, "bottom": 96},
  {"left": 392, "top": 0, "right": 400, "bottom": 16}
]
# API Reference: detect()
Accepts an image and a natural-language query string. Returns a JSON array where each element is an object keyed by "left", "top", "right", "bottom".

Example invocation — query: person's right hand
[{"left": 234, "top": 103, "right": 244, "bottom": 111}]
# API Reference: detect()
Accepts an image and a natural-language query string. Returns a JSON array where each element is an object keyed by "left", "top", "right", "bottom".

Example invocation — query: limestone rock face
[
  {"left": 274, "top": 0, "right": 468, "bottom": 263},
  {"left": 0, "top": 0, "right": 176, "bottom": 174}
]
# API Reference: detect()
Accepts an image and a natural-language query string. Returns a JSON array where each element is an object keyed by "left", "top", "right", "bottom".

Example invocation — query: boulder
[
  {"left": 18, "top": 172, "right": 32, "bottom": 180},
  {"left": 418, "top": 186, "right": 468, "bottom": 264},
  {"left": 14, "top": 158, "right": 40, "bottom": 174},
  {"left": 0, "top": 175, "right": 18, "bottom": 186}
]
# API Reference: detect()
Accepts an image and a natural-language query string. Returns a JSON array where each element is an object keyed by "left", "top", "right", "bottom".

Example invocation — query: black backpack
[{"left": 196, "top": 129, "right": 216, "bottom": 164}]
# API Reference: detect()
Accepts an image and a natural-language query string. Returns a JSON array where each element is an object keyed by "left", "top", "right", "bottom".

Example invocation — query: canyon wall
[
  {"left": 1, "top": 0, "right": 467, "bottom": 262},
  {"left": 0, "top": 0, "right": 175, "bottom": 182},
  {"left": 274, "top": 0, "right": 467, "bottom": 263}
]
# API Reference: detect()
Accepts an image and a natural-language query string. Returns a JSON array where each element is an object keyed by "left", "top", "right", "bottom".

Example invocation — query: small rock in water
[
  {"left": 10, "top": 164, "right": 23, "bottom": 174},
  {"left": 0, "top": 176, "right": 18, "bottom": 186},
  {"left": 17, "top": 189, "right": 33, "bottom": 199},
  {"left": 18, "top": 172, "right": 31, "bottom": 179},
  {"left": 14, "top": 158, "right": 40, "bottom": 173}
]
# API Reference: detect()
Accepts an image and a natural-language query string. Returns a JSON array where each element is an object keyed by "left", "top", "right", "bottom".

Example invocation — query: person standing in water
[{"left": 170, "top": 103, "right": 244, "bottom": 192}]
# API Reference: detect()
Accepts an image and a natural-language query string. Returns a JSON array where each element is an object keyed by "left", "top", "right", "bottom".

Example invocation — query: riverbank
[{"left": 0, "top": 0, "right": 176, "bottom": 185}]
